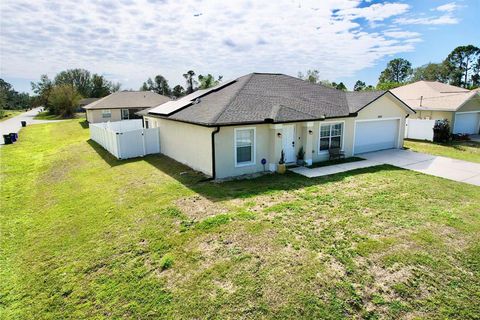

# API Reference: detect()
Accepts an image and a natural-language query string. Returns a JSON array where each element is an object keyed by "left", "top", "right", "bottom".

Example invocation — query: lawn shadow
[
  {"left": 144, "top": 155, "right": 406, "bottom": 202},
  {"left": 79, "top": 120, "right": 89, "bottom": 129},
  {"left": 87, "top": 139, "right": 139, "bottom": 167},
  {"left": 88, "top": 138, "right": 406, "bottom": 202}
]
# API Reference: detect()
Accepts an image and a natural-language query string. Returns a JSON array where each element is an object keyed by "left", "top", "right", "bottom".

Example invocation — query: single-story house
[
  {"left": 143, "top": 73, "right": 414, "bottom": 179},
  {"left": 84, "top": 91, "right": 170, "bottom": 123},
  {"left": 392, "top": 81, "right": 480, "bottom": 134}
]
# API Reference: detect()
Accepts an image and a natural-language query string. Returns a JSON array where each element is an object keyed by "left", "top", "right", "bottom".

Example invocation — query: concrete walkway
[
  {"left": 0, "top": 108, "right": 65, "bottom": 145},
  {"left": 290, "top": 149, "right": 480, "bottom": 186}
]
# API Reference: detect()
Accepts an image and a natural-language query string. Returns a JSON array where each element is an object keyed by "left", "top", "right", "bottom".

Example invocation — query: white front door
[
  {"left": 454, "top": 112, "right": 480, "bottom": 134},
  {"left": 354, "top": 119, "right": 399, "bottom": 154},
  {"left": 282, "top": 125, "right": 296, "bottom": 163}
]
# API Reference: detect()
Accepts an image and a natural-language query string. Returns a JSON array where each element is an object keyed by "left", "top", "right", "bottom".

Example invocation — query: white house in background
[
  {"left": 84, "top": 91, "right": 170, "bottom": 123},
  {"left": 140, "top": 73, "right": 414, "bottom": 179},
  {"left": 392, "top": 81, "right": 480, "bottom": 135}
]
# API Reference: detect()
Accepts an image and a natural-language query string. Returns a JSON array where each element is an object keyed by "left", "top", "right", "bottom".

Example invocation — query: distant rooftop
[
  {"left": 83, "top": 91, "right": 170, "bottom": 110},
  {"left": 391, "top": 81, "right": 478, "bottom": 111}
]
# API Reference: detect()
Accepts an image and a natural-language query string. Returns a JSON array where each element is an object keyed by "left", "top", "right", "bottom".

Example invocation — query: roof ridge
[{"left": 210, "top": 73, "right": 255, "bottom": 124}]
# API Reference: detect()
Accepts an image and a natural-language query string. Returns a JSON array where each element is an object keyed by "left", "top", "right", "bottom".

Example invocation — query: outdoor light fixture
[
  {"left": 277, "top": 132, "right": 282, "bottom": 138},
  {"left": 308, "top": 130, "right": 313, "bottom": 135}
]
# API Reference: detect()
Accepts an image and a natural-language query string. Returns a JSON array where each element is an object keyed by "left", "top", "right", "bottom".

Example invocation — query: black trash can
[
  {"left": 21, "top": 121, "right": 26, "bottom": 127},
  {"left": 10, "top": 133, "right": 17, "bottom": 142},
  {"left": 3, "top": 134, "right": 12, "bottom": 144}
]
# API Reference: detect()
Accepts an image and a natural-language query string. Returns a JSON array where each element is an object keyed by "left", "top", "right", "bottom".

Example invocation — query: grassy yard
[
  {"left": 404, "top": 139, "right": 480, "bottom": 163},
  {"left": 0, "top": 109, "right": 22, "bottom": 122},
  {"left": 1, "top": 119, "right": 479, "bottom": 319},
  {"left": 34, "top": 111, "right": 84, "bottom": 120}
]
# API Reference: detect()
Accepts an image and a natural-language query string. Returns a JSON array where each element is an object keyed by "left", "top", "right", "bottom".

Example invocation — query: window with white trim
[
  {"left": 235, "top": 128, "right": 255, "bottom": 166},
  {"left": 319, "top": 123, "right": 343, "bottom": 151},
  {"left": 102, "top": 109, "right": 111, "bottom": 118}
]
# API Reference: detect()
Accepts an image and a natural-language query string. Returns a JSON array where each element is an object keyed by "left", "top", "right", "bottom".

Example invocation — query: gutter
[{"left": 209, "top": 126, "right": 220, "bottom": 180}]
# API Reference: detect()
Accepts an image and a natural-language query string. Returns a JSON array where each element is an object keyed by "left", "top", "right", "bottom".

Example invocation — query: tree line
[
  {"left": 139, "top": 71, "right": 223, "bottom": 98},
  {"left": 29, "top": 69, "right": 121, "bottom": 117},
  {"left": 2, "top": 44, "right": 477, "bottom": 118},
  {"left": 299, "top": 44, "right": 480, "bottom": 91}
]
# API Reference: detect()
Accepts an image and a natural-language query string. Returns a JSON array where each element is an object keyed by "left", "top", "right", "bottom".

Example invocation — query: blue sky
[{"left": 1, "top": 0, "right": 478, "bottom": 93}]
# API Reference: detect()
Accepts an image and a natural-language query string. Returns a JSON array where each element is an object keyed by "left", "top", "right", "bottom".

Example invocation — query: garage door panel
[
  {"left": 354, "top": 119, "right": 399, "bottom": 154},
  {"left": 454, "top": 113, "right": 480, "bottom": 134}
]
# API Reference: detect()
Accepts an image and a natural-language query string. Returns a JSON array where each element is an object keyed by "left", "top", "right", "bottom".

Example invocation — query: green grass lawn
[
  {"left": 1, "top": 119, "right": 479, "bottom": 319},
  {"left": 0, "top": 109, "right": 22, "bottom": 122},
  {"left": 34, "top": 111, "right": 84, "bottom": 120},
  {"left": 404, "top": 139, "right": 480, "bottom": 163}
]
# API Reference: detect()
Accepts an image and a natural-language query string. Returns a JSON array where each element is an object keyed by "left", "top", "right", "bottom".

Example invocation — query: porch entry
[{"left": 282, "top": 125, "right": 296, "bottom": 163}]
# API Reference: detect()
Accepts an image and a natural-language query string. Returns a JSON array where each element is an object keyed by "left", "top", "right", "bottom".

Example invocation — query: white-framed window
[
  {"left": 234, "top": 127, "right": 256, "bottom": 167},
  {"left": 319, "top": 122, "right": 343, "bottom": 152},
  {"left": 102, "top": 109, "right": 111, "bottom": 118},
  {"left": 145, "top": 119, "right": 149, "bottom": 129}
]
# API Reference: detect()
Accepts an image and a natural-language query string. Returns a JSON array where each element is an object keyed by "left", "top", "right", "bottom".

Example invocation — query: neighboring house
[
  {"left": 84, "top": 91, "right": 170, "bottom": 123},
  {"left": 78, "top": 98, "right": 100, "bottom": 108},
  {"left": 392, "top": 81, "right": 480, "bottom": 134},
  {"left": 77, "top": 98, "right": 100, "bottom": 113},
  {"left": 142, "top": 73, "right": 414, "bottom": 179}
]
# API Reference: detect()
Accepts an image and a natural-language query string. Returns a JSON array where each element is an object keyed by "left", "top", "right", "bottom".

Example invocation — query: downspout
[{"left": 210, "top": 126, "right": 220, "bottom": 180}]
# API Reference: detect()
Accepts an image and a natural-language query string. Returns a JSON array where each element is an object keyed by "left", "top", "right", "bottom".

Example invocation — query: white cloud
[
  {"left": 436, "top": 2, "right": 458, "bottom": 12},
  {"left": 396, "top": 1, "right": 461, "bottom": 26},
  {"left": 395, "top": 15, "right": 458, "bottom": 25},
  {"left": 335, "top": 2, "right": 410, "bottom": 22},
  {"left": 383, "top": 30, "right": 421, "bottom": 38},
  {"left": 0, "top": 0, "right": 423, "bottom": 89}
]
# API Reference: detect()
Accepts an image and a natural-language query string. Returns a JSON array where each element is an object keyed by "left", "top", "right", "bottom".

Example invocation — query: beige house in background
[
  {"left": 392, "top": 81, "right": 480, "bottom": 134},
  {"left": 142, "top": 73, "right": 414, "bottom": 179},
  {"left": 84, "top": 91, "right": 170, "bottom": 123}
]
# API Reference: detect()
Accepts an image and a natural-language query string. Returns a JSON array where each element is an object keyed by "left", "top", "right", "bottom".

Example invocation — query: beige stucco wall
[
  {"left": 409, "top": 110, "right": 454, "bottom": 123},
  {"left": 146, "top": 117, "right": 214, "bottom": 176},
  {"left": 86, "top": 109, "right": 122, "bottom": 123}
]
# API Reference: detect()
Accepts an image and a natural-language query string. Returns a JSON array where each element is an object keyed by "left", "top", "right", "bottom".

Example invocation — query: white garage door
[
  {"left": 354, "top": 119, "right": 399, "bottom": 154},
  {"left": 454, "top": 112, "right": 480, "bottom": 134}
]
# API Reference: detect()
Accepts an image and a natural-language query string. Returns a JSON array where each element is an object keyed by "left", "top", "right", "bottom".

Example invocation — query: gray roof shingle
[{"left": 148, "top": 73, "right": 387, "bottom": 126}]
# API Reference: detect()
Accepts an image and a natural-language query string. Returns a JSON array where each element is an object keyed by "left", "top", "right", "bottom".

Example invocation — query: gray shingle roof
[
  {"left": 147, "top": 73, "right": 387, "bottom": 126},
  {"left": 83, "top": 91, "right": 170, "bottom": 110}
]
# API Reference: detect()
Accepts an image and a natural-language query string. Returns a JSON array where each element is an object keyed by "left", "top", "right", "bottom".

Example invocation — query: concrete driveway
[
  {"left": 0, "top": 108, "right": 65, "bottom": 145},
  {"left": 291, "top": 149, "right": 480, "bottom": 186},
  {"left": 359, "top": 149, "right": 480, "bottom": 186}
]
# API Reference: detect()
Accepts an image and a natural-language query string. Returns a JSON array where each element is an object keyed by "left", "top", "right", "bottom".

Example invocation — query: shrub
[
  {"left": 433, "top": 119, "right": 450, "bottom": 142},
  {"left": 159, "top": 253, "right": 174, "bottom": 270},
  {"left": 49, "top": 85, "right": 82, "bottom": 117}
]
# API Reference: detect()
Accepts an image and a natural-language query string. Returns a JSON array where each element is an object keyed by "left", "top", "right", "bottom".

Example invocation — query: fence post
[
  {"left": 116, "top": 132, "right": 122, "bottom": 159},
  {"left": 142, "top": 130, "right": 146, "bottom": 156}
]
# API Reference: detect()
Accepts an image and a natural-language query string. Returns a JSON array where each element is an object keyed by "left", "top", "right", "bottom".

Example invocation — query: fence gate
[
  {"left": 89, "top": 120, "right": 160, "bottom": 159},
  {"left": 405, "top": 119, "right": 435, "bottom": 141}
]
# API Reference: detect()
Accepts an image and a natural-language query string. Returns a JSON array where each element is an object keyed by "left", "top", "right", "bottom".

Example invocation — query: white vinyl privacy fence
[
  {"left": 404, "top": 118, "right": 435, "bottom": 141},
  {"left": 89, "top": 119, "right": 160, "bottom": 159}
]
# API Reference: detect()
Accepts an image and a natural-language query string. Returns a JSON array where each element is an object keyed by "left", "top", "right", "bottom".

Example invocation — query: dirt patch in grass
[{"left": 175, "top": 195, "right": 228, "bottom": 220}]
